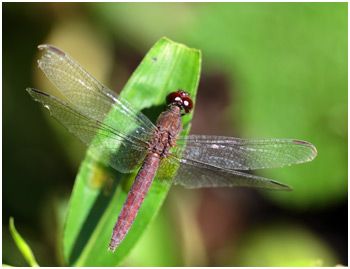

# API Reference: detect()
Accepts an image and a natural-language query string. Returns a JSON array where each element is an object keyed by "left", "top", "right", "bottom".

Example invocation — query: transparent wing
[
  {"left": 156, "top": 154, "right": 292, "bottom": 190},
  {"left": 176, "top": 135, "right": 317, "bottom": 170},
  {"left": 37, "top": 44, "right": 156, "bottom": 142},
  {"left": 174, "top": 158, "right": 292, "bottom": 190},
  {"left": 27, "top": 88, "right": 148, "bottom": 173},
  {"left": 155, "top": 135, "right": 316, "bottom": 190}
]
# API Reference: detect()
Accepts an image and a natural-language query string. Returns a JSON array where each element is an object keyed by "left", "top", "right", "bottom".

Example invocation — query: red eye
[
  {"left": 166, "top": 91, "right": 182, "bottom": 106},
  {"left": 182, "top": 96, "right": 193, "bottom": 113}
]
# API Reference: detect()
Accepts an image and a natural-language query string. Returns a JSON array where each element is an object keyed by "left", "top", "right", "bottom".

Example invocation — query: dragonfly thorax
[
  {"left": 146, "top": 105, "right": 183, "bottom": 158},
  {"left": 147, "top": 129, "right": 173, "bottom": 158}
]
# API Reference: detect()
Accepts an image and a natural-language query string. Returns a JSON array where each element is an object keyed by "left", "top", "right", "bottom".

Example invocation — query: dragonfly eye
[
  {"left": 166, "top": 91, "right": 183, "bottom": 106},
  {"left": 182, "top": 96, "right": 193, "bottom": 114},
  {"left": 166, "top": 90, "right": 193, "bottom": 114}
]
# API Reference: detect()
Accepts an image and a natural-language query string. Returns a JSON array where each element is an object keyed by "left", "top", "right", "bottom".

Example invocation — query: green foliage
[
  {"left": 3, "top": 3, "right": 346, "bottom": 267},
  {"left": 187, "top": 3, "right": 347, "bottom": 209},
  {"left": 9, "top": 218, "right": 40, "bottom": 267},
  {"left": 235, "top": 223, "right": 338, "bottom": 266},
  {"left": 123, "top": 207, "right": 182, "bottom": 266},
  {"left": 62, "top": 38, "right": 201, "bottom": 266}
]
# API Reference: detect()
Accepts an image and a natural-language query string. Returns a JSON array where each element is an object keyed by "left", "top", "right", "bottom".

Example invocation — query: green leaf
[
  {"left": 9, "top": 217, "right": 40, "bottom": 267},
  {"left": 234, "top": 223, "right": 338, "bottom": 266},
  {"left": 62, "top": 37, "right": 201, "bottom": 266}
]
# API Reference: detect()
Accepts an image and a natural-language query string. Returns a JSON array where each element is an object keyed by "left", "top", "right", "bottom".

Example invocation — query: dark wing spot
[
  {"left": 292, "top": 140, "right": 312, "bottom": 146},
  {"left": 38, "top": 44, "right": 65, "bottom": 56}
]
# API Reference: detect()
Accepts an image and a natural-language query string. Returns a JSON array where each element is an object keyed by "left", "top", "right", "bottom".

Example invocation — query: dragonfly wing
[
  {"left": 155, "top": 145, "right": 291, "bottom": 191},
  {"left": 155, "top": 140, "right": 195, "bottom": 183},
  {"left": 37, "top": 45, "right": 156, "bottom": 142},
  {"left": 173, "top": 157, "right": 292, "bottom": 191},
  {"left": 176, "top": 135, "right": 317, "bottom": 170},
  {"left": 27, "top": 88, "right": 148, "bottom": 173},
  {"left": 155, "top": 155, "right": 179, "bottom": 185}
]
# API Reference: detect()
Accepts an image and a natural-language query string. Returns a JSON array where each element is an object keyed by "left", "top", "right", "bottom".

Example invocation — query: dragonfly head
[{"left": 166, "top": 89, "right": 193, "bottom": 114}]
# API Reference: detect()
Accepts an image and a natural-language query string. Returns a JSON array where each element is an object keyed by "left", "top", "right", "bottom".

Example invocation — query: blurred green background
[{"left": 3, "top": 2, "right": 347, "bottom": 266}]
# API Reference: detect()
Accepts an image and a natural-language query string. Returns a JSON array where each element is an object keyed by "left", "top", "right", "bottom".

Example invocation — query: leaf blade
[
  {"left": 9, "top": 217, "right": 40, "bottom": 267},
  {"left": 63, "top": 37, "right": 201, "bottom": 266}
]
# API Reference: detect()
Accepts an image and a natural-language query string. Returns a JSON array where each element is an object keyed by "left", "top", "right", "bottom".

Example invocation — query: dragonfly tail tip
[{"left": 107, "top": 246, "right": 116, "bottom": 253}]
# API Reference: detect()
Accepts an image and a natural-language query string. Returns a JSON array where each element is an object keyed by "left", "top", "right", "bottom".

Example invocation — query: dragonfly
[{"left": 27, "top": 45, "right": 317, "bottom": 252}]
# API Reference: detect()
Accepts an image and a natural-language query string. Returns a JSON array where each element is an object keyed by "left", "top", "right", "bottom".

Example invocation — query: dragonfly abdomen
[{"left": 108, "top": 152, "right": 160, "bottom": 252}]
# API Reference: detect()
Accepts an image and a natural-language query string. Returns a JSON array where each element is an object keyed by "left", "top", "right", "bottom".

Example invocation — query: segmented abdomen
[{"left": 108, "top": 152, "right": 160, "bottom": 252}]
